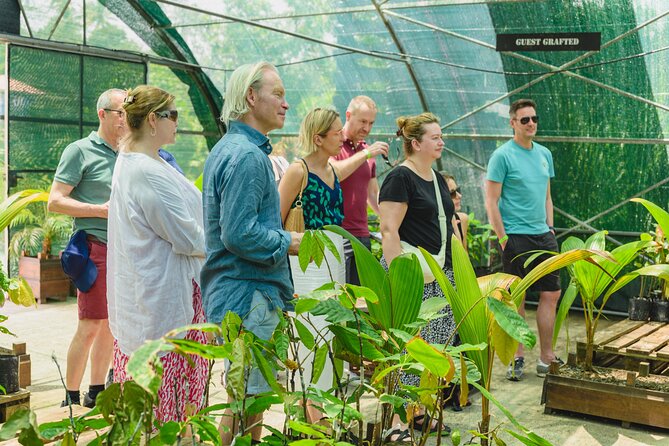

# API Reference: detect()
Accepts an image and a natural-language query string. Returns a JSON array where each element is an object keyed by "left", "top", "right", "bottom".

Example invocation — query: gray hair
[
  {"left": 220, "top": 62, "right": 277, "bottom": 126},
  {"left": 96, "top": 88, "right": 126, "bottom": 111}
]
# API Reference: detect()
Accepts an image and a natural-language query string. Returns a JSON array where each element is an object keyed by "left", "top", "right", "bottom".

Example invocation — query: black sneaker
[
  {"left": 506, "top": 357, "right": 525, "bottom": 381},
  {"left": 82, "top": 393, "right": 96, "bottom": 408},
  {"left": 60, "top": 399, "right": 80, "bottom": 407}
]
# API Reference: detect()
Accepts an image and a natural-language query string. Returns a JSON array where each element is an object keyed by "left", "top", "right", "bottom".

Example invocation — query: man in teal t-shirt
[
  {"left": 48, "top": 88, "right": 126, "bottom": 408},
  {"left": 485, "top": 98, "right": 561, "bottom": 381}
]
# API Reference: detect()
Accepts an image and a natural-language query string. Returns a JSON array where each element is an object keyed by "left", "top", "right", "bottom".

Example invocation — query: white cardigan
[{"left": 107, "top": 152, "right": 204, "bottom": 356}]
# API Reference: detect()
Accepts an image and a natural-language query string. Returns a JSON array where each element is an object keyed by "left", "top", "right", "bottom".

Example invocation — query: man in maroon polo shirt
[{"left": 332, "top": 96, "right": 389, "bottom": 285}]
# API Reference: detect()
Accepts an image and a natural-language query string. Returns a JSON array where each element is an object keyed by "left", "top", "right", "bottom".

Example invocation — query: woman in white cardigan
[{"left": 107, "top": 85, "right": 207, "bottom": 423}]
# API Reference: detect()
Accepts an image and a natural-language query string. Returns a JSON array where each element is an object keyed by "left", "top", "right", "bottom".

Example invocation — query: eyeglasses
[
  {"left": 104, "top": 108, "right": 125, "bottom": 117},
  {"left": 156, "top": 109, "right": 179, "bottom": 122},
  {"left": 450, "top": 187, "right": 461, "bottom": 198},
  {"left": 514, "top": 115, "right": 539, "bottom": 125}
]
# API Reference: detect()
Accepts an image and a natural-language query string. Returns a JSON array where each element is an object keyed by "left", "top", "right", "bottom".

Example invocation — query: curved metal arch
[
  {"left": 371, "top": 0, "right": 444, "bottom": 169},
  {"left": 99, "top": 0, "right": 224, "bottom": 145}
]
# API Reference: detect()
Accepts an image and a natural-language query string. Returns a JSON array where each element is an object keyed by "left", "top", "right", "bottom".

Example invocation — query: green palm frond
[{"left": 10, "top": 227, "right": 46, "bottom": 257}]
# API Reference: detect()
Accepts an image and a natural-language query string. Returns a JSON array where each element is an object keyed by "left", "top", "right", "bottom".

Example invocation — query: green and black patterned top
[{"left": 292, "top": 160, "right": 344, "bottom": 230}]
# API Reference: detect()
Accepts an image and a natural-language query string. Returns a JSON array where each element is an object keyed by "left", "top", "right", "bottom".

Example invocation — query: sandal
[
  {"left": 411, "top": 414, "right": 451, "bottom": 435},
  {"left": 385, "top": 428, "right": 412, "bottom": 442}
]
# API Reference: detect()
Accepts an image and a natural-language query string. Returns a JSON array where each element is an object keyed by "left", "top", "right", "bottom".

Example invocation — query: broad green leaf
[
  {"left": 231, "top": 434, "right": 253, "bottom": 446},
  {"left": 343, "top": 284, "right": 379, "bottom": 305},
  {"left": 632, "top": 198, "right": 669, "bottom": 238},
  {"left": 512, "top": 249, "right": 603, "bottom": 306},
  {"left": 310, "top": 299, "right": 355, "bottom": 324},
  {"left": 127, "top": 339, "right": 171, "bottom": 396},
  {"left": 7, "top": 277, "right": 37, "bottom": 307},
  {"left": 274, "top": 331, "right": 290, "bottom": 361},
  {"left": 491, "top": 320, "right": 519, "bottom": 366},
  {"left": 605, "top": 264, "right": 669, "bottom": 301},
  {"left": 159, "top": 421, "right": 181, "bottom": 444},
  {"left": 288, "top": 420, "right": 326, "bottom": 438},
  {"left": 227, "top": 337, "right": 248, "bottom": 400},
  {"left": 0, "top": 409, "right": 43, "bottom": 444},
  {"left": 293, "top": 318, "right": 315, "bottom": 350},
  {"left": 388, "top": 253, "right": 424, "bottom": 331},
  {"left": 328, "top": 325, "right": 385, "bottom": 361},
  {"left": 299, "top": 231, "right": 314, "bottom": 272},
  {"left": 320, "top": 229, "right": 343, "bottom": 263},
  {"left": 487, "top": 297, "right": 536, "bottom": 349},
  {"left": 406, "top": 337, "right": 454, "bottom": 379},
  {"left": 310, "top": 231, "right": 326, "bottom": 267},
  {"left": 311, "top": 343, "right": 329, "bottom": 384},
  {"left": 245, "top": 395, "right": 282, "bottom": 417},
  {"left": 0, "top": 190, "right": 49, "bottom": 231},
  {"left": 250, "top": 344, "right": 283, "bottom": 396},
  {"left": 422, "top": 237, "right": 489, "bottom": 386},
  {"left": 294, "top": 298, "right": 320, "bottom": 315},
  {"left": 553, "top": 281, "right": 578, "bottom": 349},
  {"left": 379, "top": 393, "right": 405, "bottom": 407},
  {"left": 324, "top": 225, "right": 391, "bottom": 326},
  {"left": 221, "top": 311, "right": 243, "bottom": 343},
  {"left": 418, "top": 296, "right": 449, "bottom": 320}
]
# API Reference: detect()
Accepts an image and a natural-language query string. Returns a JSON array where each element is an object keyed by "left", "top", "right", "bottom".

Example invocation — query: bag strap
[
  {"left": 294, "top": 159, "right": 308, "bottom": 208},
  {"left": 431, "top": 169, "right": 448, "bottom": 257}
]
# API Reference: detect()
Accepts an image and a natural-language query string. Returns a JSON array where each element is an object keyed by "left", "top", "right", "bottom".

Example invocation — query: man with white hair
[
  {"left": 48, "top": 88, "right": 126, "bottom": 408},
  {"left": 201, "top": 62, "right": 301, "bottom": 442}
]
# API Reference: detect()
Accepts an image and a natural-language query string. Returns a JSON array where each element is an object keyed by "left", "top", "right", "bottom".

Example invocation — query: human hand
[
  {"left": 288, "top": 232, "right": 303, "bottom": 255},
  {"left": 366, "top": 141, "right": 389, "bottom": 158}
]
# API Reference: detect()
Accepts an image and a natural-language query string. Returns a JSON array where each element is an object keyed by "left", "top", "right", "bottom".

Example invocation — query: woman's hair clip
[
  {"left": 124, "top": 95, "right": 135, "bottom": 104},
  {"left": 395, "top": 128, "right": 403, "bottom": 137}
]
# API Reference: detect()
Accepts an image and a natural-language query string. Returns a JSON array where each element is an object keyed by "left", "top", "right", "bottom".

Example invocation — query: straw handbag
[{"left": 284, "top": 159, "right": 308, "bottom": 232}]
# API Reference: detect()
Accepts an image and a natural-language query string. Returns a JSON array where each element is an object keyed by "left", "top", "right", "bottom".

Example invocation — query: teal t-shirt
[
  {"left": 53, "top": 131, "right": 117, "bottom": 243},
  {"left": 486, "top": 139, "right": 554, "bottom": 235}
]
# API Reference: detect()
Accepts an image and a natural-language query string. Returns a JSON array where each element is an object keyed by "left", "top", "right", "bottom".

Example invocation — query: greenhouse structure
[{"left": 0, "top": 0, "right": 668, "bottom": 444}]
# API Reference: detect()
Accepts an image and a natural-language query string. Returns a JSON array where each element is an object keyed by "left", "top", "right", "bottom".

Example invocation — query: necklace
[{"left": 405, "top": 158, "right": 432, "bottom": 180}]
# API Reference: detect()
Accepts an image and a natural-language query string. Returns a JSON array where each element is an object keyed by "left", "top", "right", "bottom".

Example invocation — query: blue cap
[{"left": 61, "top": 230, "right": 98, "bottom": 292}]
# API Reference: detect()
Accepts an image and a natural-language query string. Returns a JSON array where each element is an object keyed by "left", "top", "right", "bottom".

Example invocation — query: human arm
[
  {"left": 379, "top": 201, "right": 408, "bottom": 265},
  {"left": 546, "top": 182, "right": 555, "bottom": 233},
  {"left": 485, "top": 180, "right": 507, "bottom": 250},
  {"left": 278, "top": 161, "right": 306, "bottom": 224},
  {"left": 220, "top": 153, "right": 293, "bottom": 265},
  {"left": 367, "top": 177, "right": 380, "bottom": 214},
  {"left": 330, "top": 141, "right": 388, "bottom": 181},
  {"left": 48, "top": 180, "right": 109, "bottom": 218}
]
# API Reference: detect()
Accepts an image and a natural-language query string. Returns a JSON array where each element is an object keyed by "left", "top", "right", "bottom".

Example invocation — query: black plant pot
[
  {"left": 650, "top": 300, "right": 669, "bottom": 322},
  {"left": 628, "top": 297, "right": 651, "bottom": 321},
  {"left": 0, "top": 354, "right": 19, "bottom": 394}
]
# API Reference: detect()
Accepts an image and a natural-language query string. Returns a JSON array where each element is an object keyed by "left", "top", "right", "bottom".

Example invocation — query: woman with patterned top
[{"left": 278, "top": 107, "right": 346, "bottom": 421}]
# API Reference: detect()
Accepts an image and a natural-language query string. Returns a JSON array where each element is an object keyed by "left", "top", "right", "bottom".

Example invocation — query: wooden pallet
[
  {"left": 0, "top": 389, "right": 30, "bottom": 423},
  {"left": 576, "top": 319, "right": 669, "bottom": 373}
]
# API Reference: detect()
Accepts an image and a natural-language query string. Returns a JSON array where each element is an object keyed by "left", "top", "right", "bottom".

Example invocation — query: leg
[
  {"left": 536, "top": 290, "right": 561, "bottom": 363},
  {"left": 88, "top": 319, "right": 114, "bottom": 385},
  {"left": 66, "top": 319, "right": 103, "bottom": 391}
]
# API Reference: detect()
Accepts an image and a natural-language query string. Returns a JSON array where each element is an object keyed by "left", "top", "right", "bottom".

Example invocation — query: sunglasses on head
[
  {"left": 450, "top": 187, "right": 461, "bottom": 198},
  {"left": 516, "top": 115, "right": 539, "bottom": 125},
  {"left": 155, "top": 109, "right": 179, "bottom": 122}
]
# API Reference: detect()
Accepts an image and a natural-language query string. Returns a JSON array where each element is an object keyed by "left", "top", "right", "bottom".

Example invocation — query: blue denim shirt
[{"left": 201, "top": 121, "right": 293, "bottom": 324}]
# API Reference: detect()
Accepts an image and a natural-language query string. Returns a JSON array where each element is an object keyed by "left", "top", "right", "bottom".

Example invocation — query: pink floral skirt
[{"left": 113, "top": 279, "right": 208, "bottom": 422}]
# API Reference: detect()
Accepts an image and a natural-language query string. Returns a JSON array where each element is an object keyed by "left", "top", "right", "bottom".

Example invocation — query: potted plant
[
  {"left": 466, "top": 213, "right": 500, "bottom": 277},
  {"left": 9, "top": 200, "right": 72, "bottom": 303},
  {"left": 632, "top": 198, "right": 669, "bottom": 322}
]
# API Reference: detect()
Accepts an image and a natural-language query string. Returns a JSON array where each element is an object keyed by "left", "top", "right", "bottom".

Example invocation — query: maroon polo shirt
[{"left": 333, "top": 139, "right": 376, "bottom": 237}]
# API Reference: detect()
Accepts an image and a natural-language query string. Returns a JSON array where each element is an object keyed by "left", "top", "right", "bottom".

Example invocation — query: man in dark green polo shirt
[{"left": 48, "top": 88, "right": 126, "bottom": 408}]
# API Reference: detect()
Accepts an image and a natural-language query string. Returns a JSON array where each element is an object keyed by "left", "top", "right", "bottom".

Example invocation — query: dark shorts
[
  {"left": 77, "top": 238, "right": 108, "bottom": 320},
  {"left": 343, "top": 236, "right": 371, "bottom": 286},
  {"left": 502, "top": 232, "right": 561, "bottom": 292}
]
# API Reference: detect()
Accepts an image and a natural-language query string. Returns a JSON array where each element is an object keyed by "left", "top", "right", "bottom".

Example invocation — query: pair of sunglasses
[
  {"left": 156, "top": 109, "right": 179, "bottom": 122},
  {"left": 516, "top": 115, "right": 539, "bottom": 125},
  {"left": 450, "top": 187, "right": 461, "bottom": 198}
]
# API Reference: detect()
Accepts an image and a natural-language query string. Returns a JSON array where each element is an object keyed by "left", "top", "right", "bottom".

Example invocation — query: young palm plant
[
  {"left": 422, "top": 235, "right": 598, "bottom": 446},
  {"left": 551, "top": 230, "right": 669, "bottom": 369}
]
